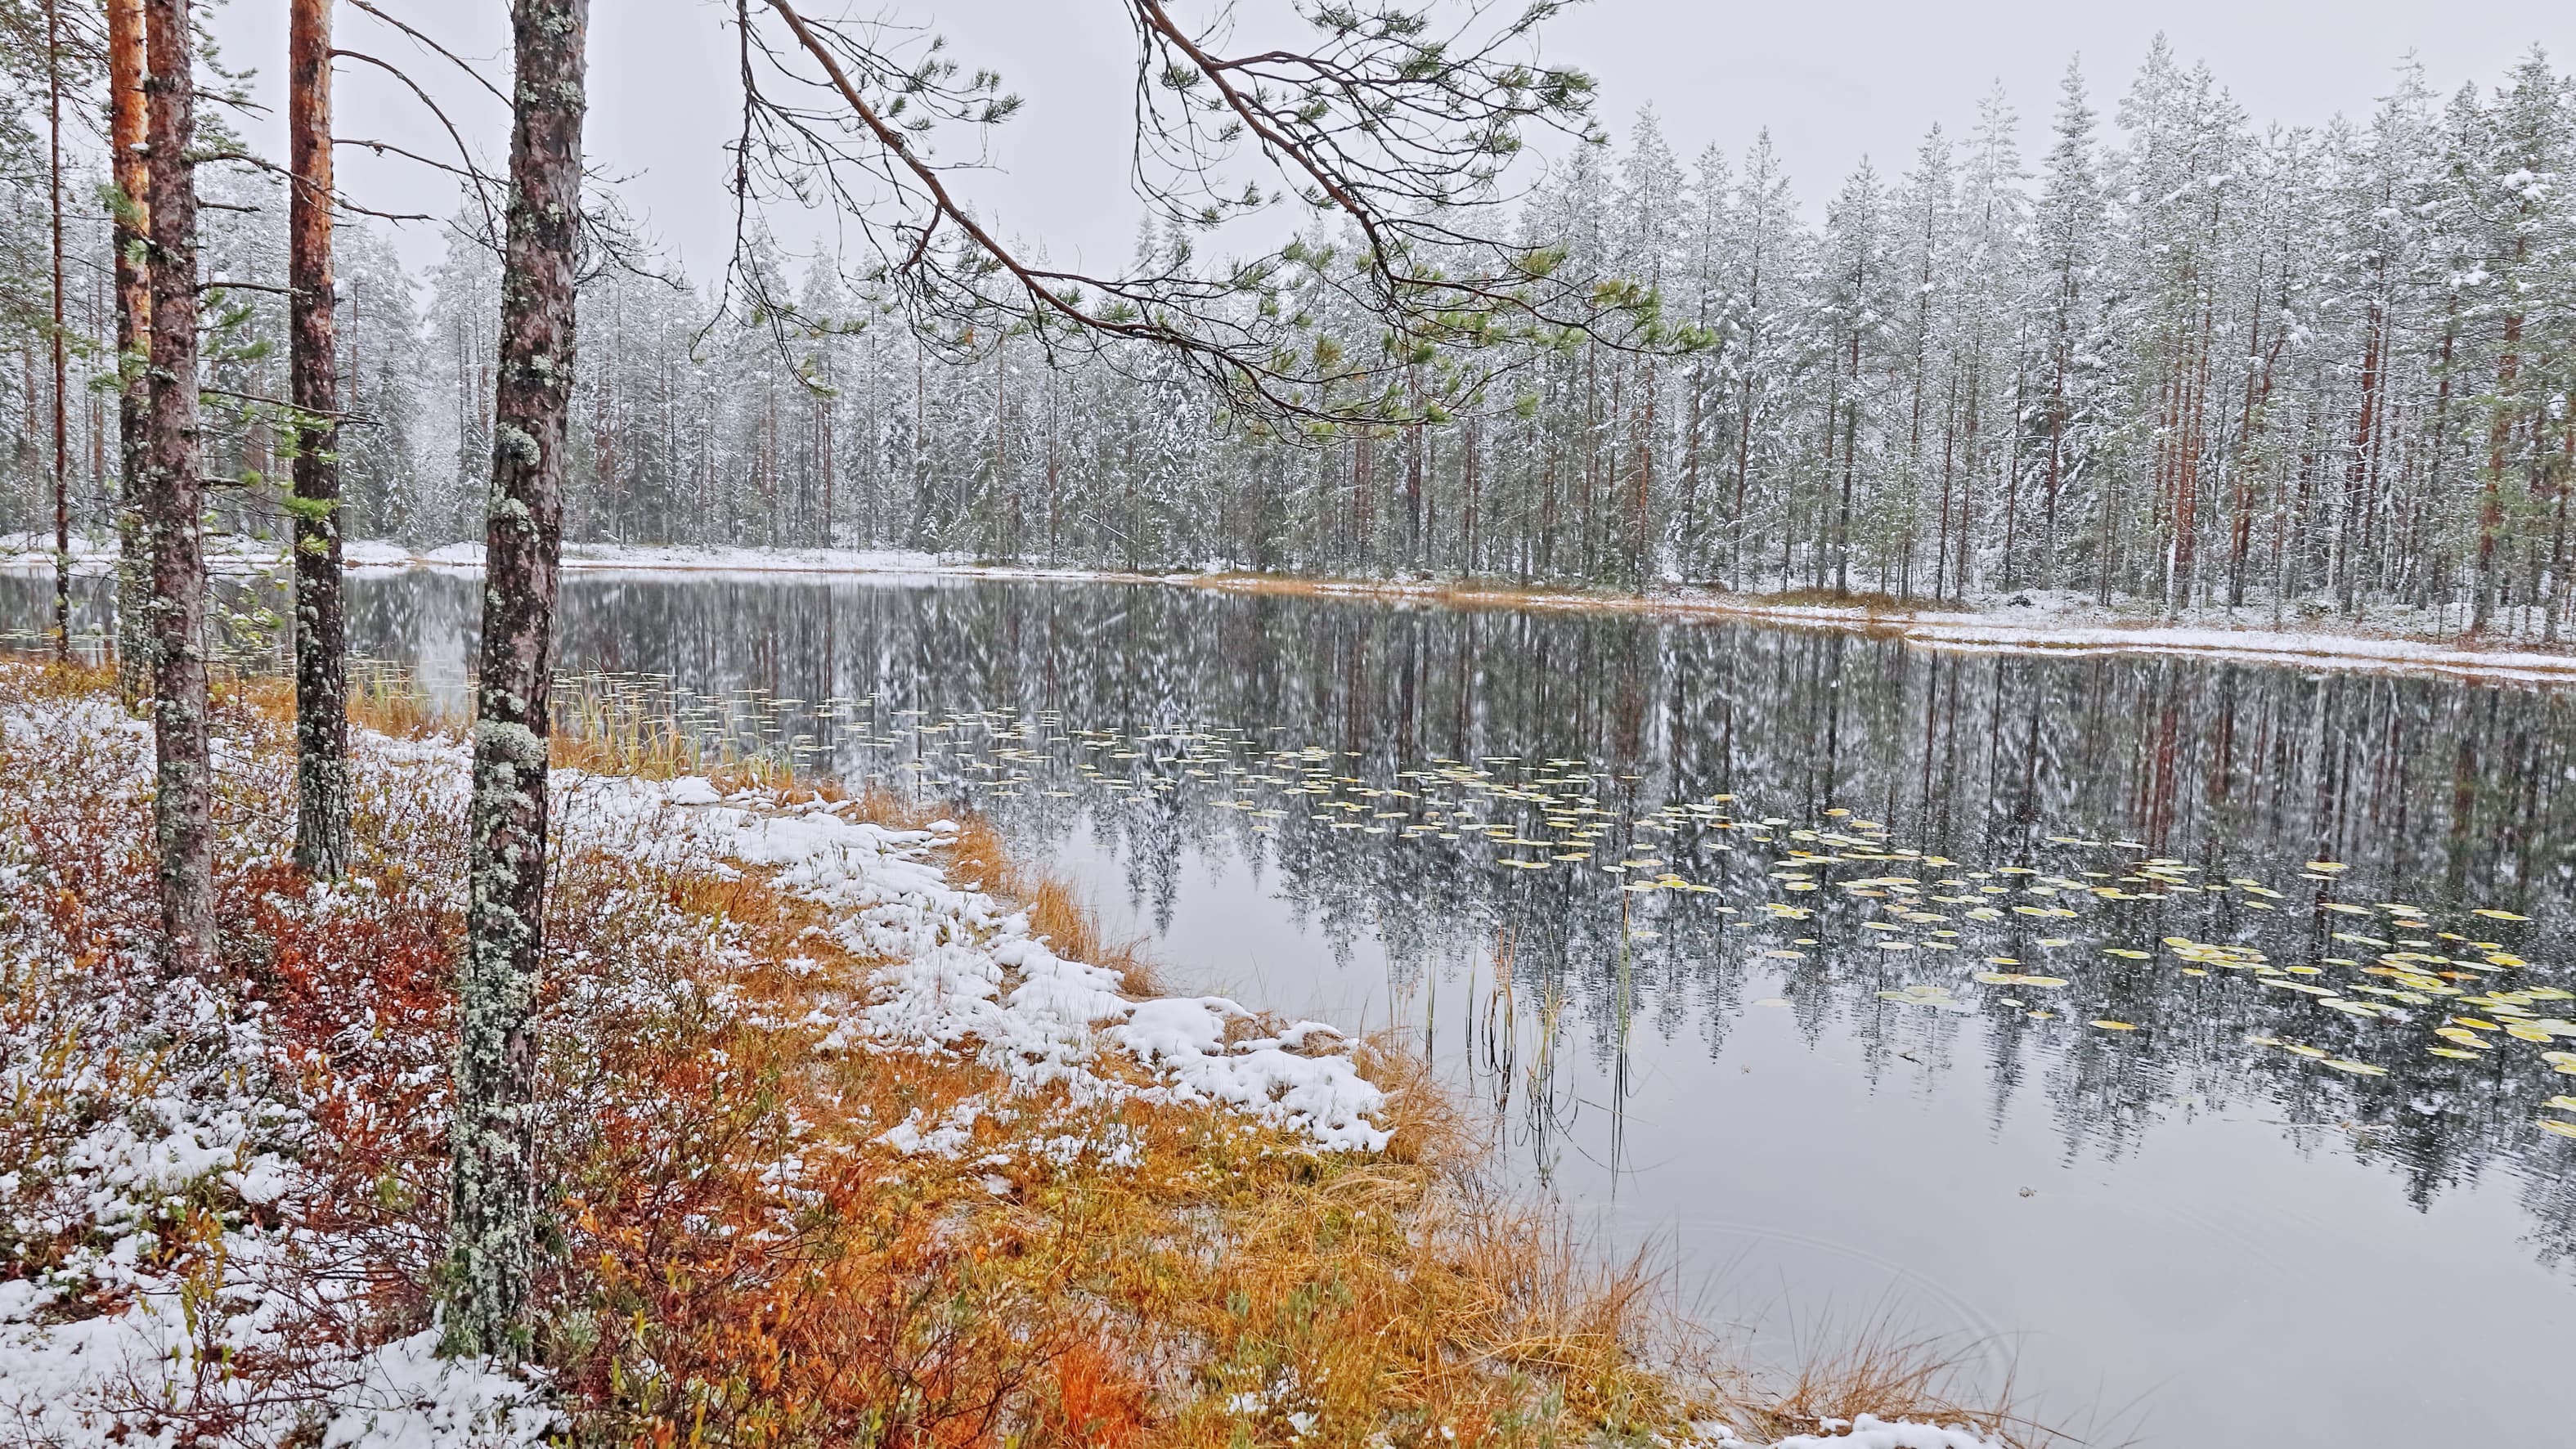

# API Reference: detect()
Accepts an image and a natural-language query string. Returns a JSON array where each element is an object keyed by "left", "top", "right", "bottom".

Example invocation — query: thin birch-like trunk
[{"left": 447, "top": 0, "right": 590, "bottom": 1362}]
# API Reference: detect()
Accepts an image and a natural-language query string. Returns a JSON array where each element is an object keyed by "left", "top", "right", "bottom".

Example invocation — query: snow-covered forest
[{"left": 7, "top": 40, "right": 2576, "bottom": 625}]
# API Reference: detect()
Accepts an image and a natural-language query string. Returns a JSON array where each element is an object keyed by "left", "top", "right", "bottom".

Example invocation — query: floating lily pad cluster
[
  {"left": 828, "top": 707, "right": 2569, "bottom": 1101},
  {"left": 534, "top": 675, "right": 2576, "bottom": 1150}
]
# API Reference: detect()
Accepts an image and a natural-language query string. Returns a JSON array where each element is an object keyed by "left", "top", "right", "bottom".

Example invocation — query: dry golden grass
[
  {"left": 430, "top": 808, "right": 1697, "bottom": 1447},
  {"left": 7, "top": 649, "right": 119, "bottom": 699},
  {"left": 1704, "top": 1314, "right": 2075, "bottom": 1447},
  {"left": 344, "top": 662, "right": 455, "bottom": 738}
]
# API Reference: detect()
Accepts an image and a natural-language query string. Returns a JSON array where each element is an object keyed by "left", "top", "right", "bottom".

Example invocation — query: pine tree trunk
[
  {"left": 2170, "top": 283, "right": 2215, "bottom": 612},
  {"left": 2336, "top": 292, "right": 2385, "bottom": 616},
  {"left": 1999, "top": 370, "right": 2022, "bottom": 591},
  {"left": 2474, "top": 305, "right": 2524, "bottom": 633},
  {"left": 1635, "top": 356, "right": 1655, "bottom": 583},
  {"left": 108, "top": 0, "right": 149, "bottom": 699},
  {"left": 140, "top": 0, "right": 211, "bottom": 976},
  {"left": 289, "top": 0, "right": 349, "bottom": 877},
  {"left": 447, "top": 0, "right": 590, "bottom": 1362},
  {"left": 1462, "top": 417, "right": 1480, "bottom": 575},
  {"left": 2043, "top": 257, "right": 2073, "bottom": 591},
  {"left": 1954, "top": 353, "right": 1980, "bottom": 599},
  {"left": 1405, "top": 370, "right": 1425, "bottom": 570},
  {"left": 47, "top": 0, "right": 70, "bottom": 657}
]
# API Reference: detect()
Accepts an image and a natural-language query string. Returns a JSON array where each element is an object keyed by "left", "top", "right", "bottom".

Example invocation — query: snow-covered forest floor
[
  {"left": 0, "top": 657, "right": 2040, "bottom": 1448},
  {"left": 12, "top": 534, "right": 2574, "bottom": 684}
]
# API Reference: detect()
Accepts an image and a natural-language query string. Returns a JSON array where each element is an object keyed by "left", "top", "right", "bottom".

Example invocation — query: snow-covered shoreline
[
  {"left": 0, "top": 536, "right": 1150, "bottom": 586},
  {"left": 11, "top": 534, "right": 2573, "bottom": 683}
]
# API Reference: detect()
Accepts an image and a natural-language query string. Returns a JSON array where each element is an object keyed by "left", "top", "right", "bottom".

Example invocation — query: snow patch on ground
[
  {"left": 0, "top": 532, "right": 307, "bottom": 575},
  {"left": 556, "top": 771, "right": 1391, "bottom": 1151},
  {"left": 319, "top": 1333, "right": 563, "bottom": 1449},
  {"left": 1760, "top": 1415, "right": 2011, "bottom": 1449},
  {"left": 1896, "top": 617, "right": 2576, "bottom": 681},
  {"left": 0, "top": 693, "right": 556, "bottom": 1449}
]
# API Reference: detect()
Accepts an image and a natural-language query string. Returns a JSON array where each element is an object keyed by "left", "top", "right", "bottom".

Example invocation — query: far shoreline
[{"left": 10, "top": 536, "right": 2576, "bottom": 684}]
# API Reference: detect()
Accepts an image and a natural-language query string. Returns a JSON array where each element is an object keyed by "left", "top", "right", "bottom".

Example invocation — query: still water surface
[{"left": 14, "top": 567, "right": 2575, "bottom": 1445}]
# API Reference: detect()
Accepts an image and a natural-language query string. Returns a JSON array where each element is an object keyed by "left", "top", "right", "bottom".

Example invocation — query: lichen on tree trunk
[
  {"left": 140, "top": 0, "right": 211, "bottom": 977},
  {"left": 444, "top": 0, "right": 590, "bottom": 1363}
]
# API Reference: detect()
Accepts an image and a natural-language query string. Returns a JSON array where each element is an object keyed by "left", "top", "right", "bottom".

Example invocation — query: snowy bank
[
  {"left": 11, "top": 534, "right": 2570, "bottom": 682},
  {"left": 561, "top": 769, "right": 1391, "bottom": 1152},
  {"left": 1200, "top": 574, "right": 2576, "bottom": 682}
]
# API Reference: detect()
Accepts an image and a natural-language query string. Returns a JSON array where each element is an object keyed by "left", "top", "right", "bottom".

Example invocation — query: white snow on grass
[
  {"left": 557, "top": 769, "right": 1391, "bottom": 1151},
  {"left": 0, "top": 689, "right": 557, "bottom": 1449},
  {"left": 1761, "top": 1415, "right": 2011, "bottom": 1449},
  {"left": 1897, "top": 617, "right": 2576, "bottom": 682},
  {"left": 0, "top": 1283, "right": 557, "bottom": 1449},
  {"left": 318, "top": 1334, "right": 562, "bottom": 1449}
]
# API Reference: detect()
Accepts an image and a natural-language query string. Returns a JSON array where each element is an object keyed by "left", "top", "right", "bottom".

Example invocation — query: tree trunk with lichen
[
  {"left": 108, "top": 0, "right": 149, "bottom": 702},
  {"left": 140, "top": 0, "right": 211, "bottom": 977},
  {"left": 444, "top": 0, "right": 590, "bottom": 1362},
  {"left": 289, "top": 0, "right": 349, "bottom": 877}
]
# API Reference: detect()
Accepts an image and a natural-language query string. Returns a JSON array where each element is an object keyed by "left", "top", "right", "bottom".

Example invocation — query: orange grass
[{"left": 2, "top": 655, "right": 2055, "bottom": 1447}]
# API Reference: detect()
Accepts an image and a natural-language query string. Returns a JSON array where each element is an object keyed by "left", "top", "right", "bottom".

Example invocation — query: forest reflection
[{"left": 11, "top": 567, "right": 2576, "bottom": 1272}]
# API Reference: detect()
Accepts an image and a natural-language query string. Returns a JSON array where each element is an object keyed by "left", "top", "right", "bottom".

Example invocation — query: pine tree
[{"left": 2028, "top": 59, "right": 2103, "bottom": 591}]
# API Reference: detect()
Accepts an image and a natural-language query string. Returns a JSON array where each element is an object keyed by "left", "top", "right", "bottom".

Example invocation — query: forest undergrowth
[{"left": 0, "top": 655, "right": 2051, "bottom": 1448}]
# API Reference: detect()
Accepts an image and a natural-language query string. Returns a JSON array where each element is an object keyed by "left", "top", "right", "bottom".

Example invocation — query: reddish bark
[
  {"left": 289, "top": 0, "right": 350, "bottom": 877},
  {"left": 107, "top": 0, "right": 149, "bottom": 698},
  {"left": 141, "top": 0, "right": 211, "bottom": 976}
]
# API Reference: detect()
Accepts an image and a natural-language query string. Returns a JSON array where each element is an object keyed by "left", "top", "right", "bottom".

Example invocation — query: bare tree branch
[
  {"left": 330, "top": 46, "right": 503, "bottom": 236},
  {"left": 344, "top": 0, "right": 511, "bottom": 107},
  {"left": 725, "top": 0, "right": 1660, "bottom": 429}
]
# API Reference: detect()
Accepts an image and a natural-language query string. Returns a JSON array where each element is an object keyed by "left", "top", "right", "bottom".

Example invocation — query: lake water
[{"left": 12, "top": 565, "right": 2574, "bottom": 1446}]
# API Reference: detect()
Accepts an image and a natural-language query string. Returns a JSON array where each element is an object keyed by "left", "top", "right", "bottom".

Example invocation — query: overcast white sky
[{"left": 209, "top": 0, "right": 2573, "bottom": 280}]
